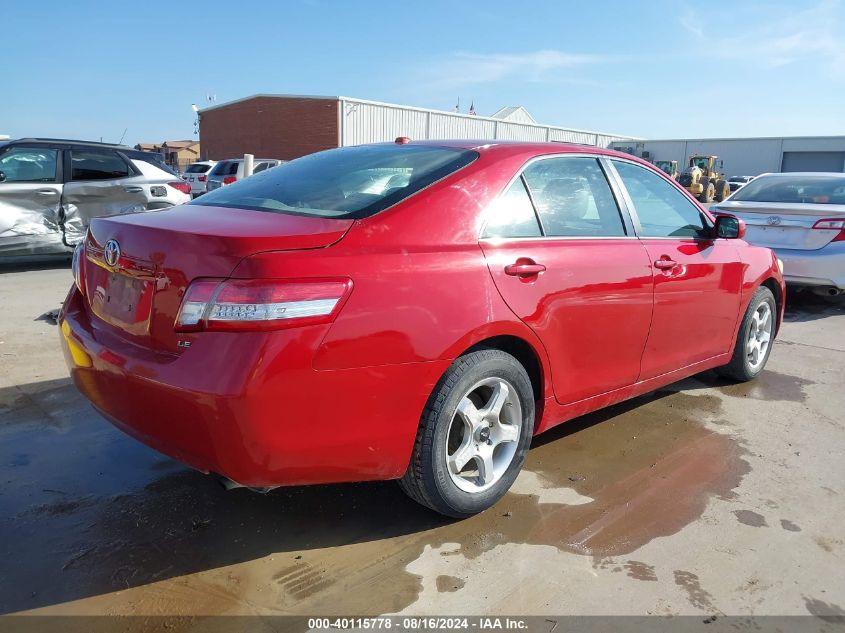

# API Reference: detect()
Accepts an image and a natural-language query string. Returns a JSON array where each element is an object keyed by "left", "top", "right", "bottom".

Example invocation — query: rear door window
[
  {"left": 0, "top": 147, "right": 59, "bottom": 182},
  {"left": 71, "top": 150, "right": 131, "bottom": 181},
  {"left": 522, "top": 157, "right": 626, "bottom": 237},
  {"left": 482, "top": 177, "right": 542, "bottom": 238}
]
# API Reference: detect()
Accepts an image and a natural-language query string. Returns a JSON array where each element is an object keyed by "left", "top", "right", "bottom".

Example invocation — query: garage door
[{"left": 781, "top": 151, "right": 845, "bottom": 172}]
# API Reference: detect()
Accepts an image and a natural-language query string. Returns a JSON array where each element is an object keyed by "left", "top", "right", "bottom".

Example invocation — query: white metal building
[
  {"left": 610, "top": 136, "right": 845, "bottom": 176},
  {"left": 337, "top": 97, "right": 634, "bottom": 148}
]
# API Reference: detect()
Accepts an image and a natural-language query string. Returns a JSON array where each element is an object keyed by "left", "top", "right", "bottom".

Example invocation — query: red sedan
[{"left": 59, "top": 140, "right": 784, "bottom": 517}]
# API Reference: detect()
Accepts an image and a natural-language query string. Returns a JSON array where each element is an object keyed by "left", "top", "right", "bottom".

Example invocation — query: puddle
[
  {"left": 436, "top": 575, "right": 465, "bottom": 593},
  {"left": 2, "top": 383, "right": 751, "bottom": 616},
  {"left": 733, "top": 510, "right": 768, "bottom": 528},
  {"left": 416, "top": 390, "right": 748, "bottom": 561},
  {"left": 695, "top": 370, "right": 813, "bottom": 403}
]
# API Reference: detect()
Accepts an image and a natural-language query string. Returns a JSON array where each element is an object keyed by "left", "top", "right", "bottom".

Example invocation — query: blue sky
[{"left": 2, "top": 0, "right": 844, "bottom": 144}]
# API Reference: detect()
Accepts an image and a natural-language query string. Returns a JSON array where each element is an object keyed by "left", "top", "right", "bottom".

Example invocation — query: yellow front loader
[{"left": 678, "top": 155, "right": 730, "bottom": 203}]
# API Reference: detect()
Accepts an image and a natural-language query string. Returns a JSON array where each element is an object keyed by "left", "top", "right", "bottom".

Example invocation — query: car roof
[
  {"left": 6, "top": 137, "right": 132, "bottom": 149},
  {"left": 364, "top": 139, "right": 641, "bottom": 164}
]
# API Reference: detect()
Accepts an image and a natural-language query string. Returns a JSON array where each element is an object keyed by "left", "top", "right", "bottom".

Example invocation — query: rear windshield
[
  {"left": 185, "top": 163, "right": 212, "bottom": 173},
  {"left": 192, "top": 144, "right": 478, "bottom": 219},
  {"left": 731, "top": 174, "right": 845, "bottom": 204},
  {"left": 209, "top": 161, "right": 238, "bottom": 176}
]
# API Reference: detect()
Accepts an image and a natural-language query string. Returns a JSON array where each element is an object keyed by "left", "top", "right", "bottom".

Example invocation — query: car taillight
[
  {"left": 198, "top": 175, "right": 207, "bottom": 182},
  {"left": 169, "top": 181, "right": 192, "bottom": 195},
  {"left": 812, "top": 218, "right": 845, "bottom": 242},
  {"left": 71, "top": 241, "right": 86, "bottom": 295},
  {"left": 223, "top": 176, "right": 237, "bottom": 185},
  {"left": 175, "top": 278, "right": 353, "bottom": 332}
]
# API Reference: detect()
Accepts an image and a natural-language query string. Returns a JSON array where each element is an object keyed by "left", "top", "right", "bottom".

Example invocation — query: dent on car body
[{"left": 0, "top": 199, "right": 65, "bottom": 256}]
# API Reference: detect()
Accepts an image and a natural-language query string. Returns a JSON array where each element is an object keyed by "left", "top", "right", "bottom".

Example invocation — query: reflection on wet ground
[{"left": 0, "top": 362, "right": 773, "bottom": 615}]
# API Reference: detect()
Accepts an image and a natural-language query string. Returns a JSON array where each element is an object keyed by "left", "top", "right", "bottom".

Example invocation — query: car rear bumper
[
  {"left": 773, "top": 242, "right": 845, "bottom": 289},
  {"left": 59, "top": 287, "right": 447, "bottom": 487}
]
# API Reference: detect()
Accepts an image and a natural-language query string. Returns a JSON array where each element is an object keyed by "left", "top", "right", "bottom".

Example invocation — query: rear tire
[
  {"left": 715, "top": 179, "right": 730, "bottom": 202},
  {"left": 398, "top": 349, "right": 535, "bottom": 518},
  {"left": 716, "top": 286, "right": 776, "bottom": 381}
]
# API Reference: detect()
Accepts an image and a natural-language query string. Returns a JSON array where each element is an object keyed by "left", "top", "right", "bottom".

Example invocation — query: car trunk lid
[
  {"left": 82, "top": 204, "right": 353, "bottom": 353},
  {"left": 714, "top": 200, "right": 845, "bottom": 250}
]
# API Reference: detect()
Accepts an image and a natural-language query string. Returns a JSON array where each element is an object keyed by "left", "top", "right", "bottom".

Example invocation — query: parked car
[
  {"left": 728, "top": 175, "right": 754, "bottom": 192},
  {"left": 60, "top": 140, "right": 784, "bottom": 517},
  {"left": 713, "top": 172, "right": 845, "bottom": 296},
  {"left": 206, "top": 158, "right": 282, "bottom": 192},
  {"left": 0, "top": 138, "right": 191, "bottom": 258},
  {"left": 182, "top": 160, "right": 217, "bottom": 197}
]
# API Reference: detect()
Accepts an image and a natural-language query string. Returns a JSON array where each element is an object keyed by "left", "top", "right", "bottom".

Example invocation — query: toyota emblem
[
  {"left": 104, "top": 239, "right": 121, "bottom": 267},
  {"left": 767, "top": 216, "right": 782, "bottom": 226}
]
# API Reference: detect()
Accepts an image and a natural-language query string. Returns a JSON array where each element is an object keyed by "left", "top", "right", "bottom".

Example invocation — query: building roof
[
  {"left": 490, "top": 106, "right": 537, "bottom": 124},
  {"left": 135, "top": 143, "right": 158, "bottom": 151},
  {"left": 162, "top": 140, "right": 199, "bottom": 149},
  {"left": 198, "top": 94, "right": 635, "bottom": 140}
]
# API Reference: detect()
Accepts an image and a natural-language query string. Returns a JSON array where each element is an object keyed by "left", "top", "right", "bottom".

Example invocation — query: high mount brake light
[{"left": 175, "top": 278, "right": 353, "bottom": 332}]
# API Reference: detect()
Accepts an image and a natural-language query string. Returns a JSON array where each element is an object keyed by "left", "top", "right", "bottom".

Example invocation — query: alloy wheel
[
  {"left": 445, "top": 377, "right": 522, "bottom": 493},
  {"left": 747, "top": 301, "right": 773, "bottom": 370}
]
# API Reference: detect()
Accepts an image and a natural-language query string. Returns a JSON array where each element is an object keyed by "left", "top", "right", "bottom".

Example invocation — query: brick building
[{"left": 198, "top": 94, "right": 633, "bottom": 161}]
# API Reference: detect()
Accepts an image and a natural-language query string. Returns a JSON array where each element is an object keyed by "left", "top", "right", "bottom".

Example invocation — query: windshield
[
  {"left": 193, "top": 144, "right": 478, "bottom": 219},
  {"left": 185, "top": 163, "right": 212, "bottom": 174},
  {"left": 728, "top": 177, "right": 748, "bottom": 183},
  {"left": 690, "top": 157, "right": 710, "bottom": 170},
  {"left": 730, "top": 174, "right": 845, "bottom": 204}
]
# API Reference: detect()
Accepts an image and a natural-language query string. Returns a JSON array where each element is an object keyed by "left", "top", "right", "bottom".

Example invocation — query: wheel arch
[
  {"left": 459, "top": 334, "right": 546, "bottom": 405},
  {"left": 760, "top": 276, "right": 784, "bottom": 334}
]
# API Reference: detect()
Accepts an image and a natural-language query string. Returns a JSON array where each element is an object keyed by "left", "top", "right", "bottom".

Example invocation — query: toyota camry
[{"left": 59, "top": 140, "right": 784, "bottom": 517}]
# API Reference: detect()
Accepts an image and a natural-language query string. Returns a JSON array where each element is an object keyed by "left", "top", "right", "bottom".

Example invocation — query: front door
[
  {"left": 0, "top": 145, "right": 64, "bottom": 257},
  {"left": 610, "top": 159, "right": 743, "bottom": 380},
  {"left": 480, "top": 155, "right": 654, "bottom": 405}
]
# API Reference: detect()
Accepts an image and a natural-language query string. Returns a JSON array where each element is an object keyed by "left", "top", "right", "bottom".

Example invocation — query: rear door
[
  {"left": 609, "top": 159, "right": 743, "bottom": 379},
  {"left": 0, "top": 145, "right": 65, "bottom": 256},
  {"left": 480, "top": 155, "right": 654, "bottom": 405},
  {"left": 60, "top": 148, "right": 149, "bottom": 244}
]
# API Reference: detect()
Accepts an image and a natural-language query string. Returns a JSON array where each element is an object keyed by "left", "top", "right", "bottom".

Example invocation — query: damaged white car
[{"left": 0, "top": 138, "right": 191, "bottom": 258}]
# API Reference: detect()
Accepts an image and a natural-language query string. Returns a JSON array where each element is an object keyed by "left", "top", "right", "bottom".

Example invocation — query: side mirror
[{"left": 715, "top": 214, "right": 745, "bottom": 239}]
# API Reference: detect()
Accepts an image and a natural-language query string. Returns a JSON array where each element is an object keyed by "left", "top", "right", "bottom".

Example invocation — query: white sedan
[{"left": 713, "top": 172, "right": 845, "bottom": 296}]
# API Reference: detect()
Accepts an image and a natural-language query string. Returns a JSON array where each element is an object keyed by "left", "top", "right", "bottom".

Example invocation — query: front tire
[
  {"left": 717, "top": 286, "right": 776, "bottom": 381},
  {"left": 398, "top": 349, "right": 535, "bottom": 518}
]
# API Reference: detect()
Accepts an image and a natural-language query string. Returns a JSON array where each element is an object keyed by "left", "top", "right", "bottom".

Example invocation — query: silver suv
[
  {"left": 206, "top": 158, "right": 282, "bottom": 192},
  {"left": 0, "top": 138, "right": 191, "bottom": 258}
]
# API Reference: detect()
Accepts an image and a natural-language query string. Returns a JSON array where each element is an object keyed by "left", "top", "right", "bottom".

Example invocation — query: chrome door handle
[
  {"left": 36, "top": 189, "right": 57, "bottom": 195},
  {"left": 123, "top": 186, "right": 143, "bottom": 193}
]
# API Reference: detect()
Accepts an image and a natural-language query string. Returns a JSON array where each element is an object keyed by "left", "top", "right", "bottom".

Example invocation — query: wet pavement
[{"left": 0, "top": 266, "right": 843, "bottom": 618}]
